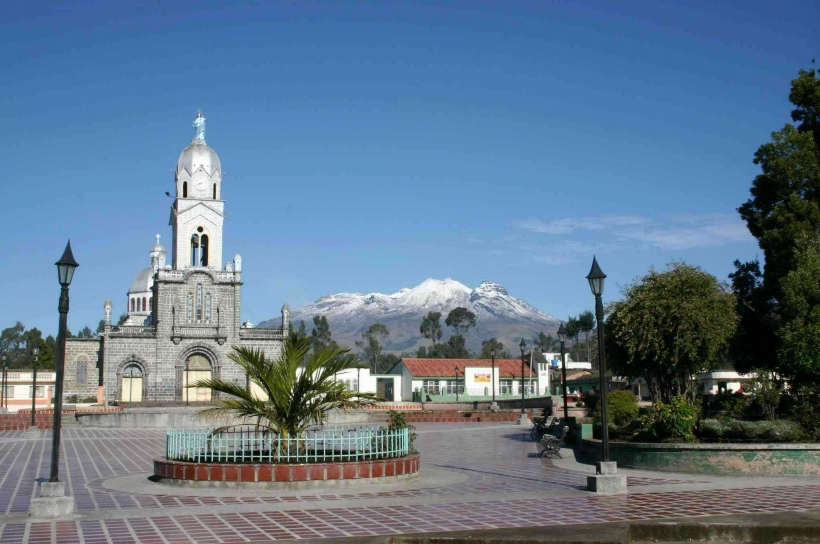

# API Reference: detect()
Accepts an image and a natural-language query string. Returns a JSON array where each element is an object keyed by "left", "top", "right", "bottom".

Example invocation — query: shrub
[
  {"left": 635, "top": 396, "right": 697, "bottom": 443},
  {"left": 708, "top": 391, "right": 749, "bottom": 420},
  {"left": 698, "top": 418, "right": 808, "bottom": 443},
  {"left": 592, "top": 390, "right": 639, "bottom": 427},
  {"left": 385, "top": 410, "right": 417, "bottom": 453}
]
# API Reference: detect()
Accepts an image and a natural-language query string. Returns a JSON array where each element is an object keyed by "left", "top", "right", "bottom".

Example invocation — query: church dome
[
  {"left": 129, "top": 267, "right": 154, "bottom": 294},
  {"left": 177, "top": 139, "right": 221, "bottom": 177}
]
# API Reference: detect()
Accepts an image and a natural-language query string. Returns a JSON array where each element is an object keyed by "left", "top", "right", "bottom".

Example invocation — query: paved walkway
[{"left": 0, "top": 423, "right": 819, "bottom": 543}]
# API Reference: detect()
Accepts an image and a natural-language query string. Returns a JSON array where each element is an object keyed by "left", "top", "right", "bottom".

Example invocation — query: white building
[{"left": 0, "top": 370, "right": 56, "bottom": 413}]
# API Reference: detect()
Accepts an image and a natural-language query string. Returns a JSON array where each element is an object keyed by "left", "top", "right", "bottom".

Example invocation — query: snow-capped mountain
[{"left": 257, "top": 279, "right": 561, "bottom": 354}]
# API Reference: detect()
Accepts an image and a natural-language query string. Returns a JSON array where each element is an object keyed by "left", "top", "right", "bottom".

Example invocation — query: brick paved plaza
[{"left": 1, "top": 423, "right": 818, "bottom": 543}]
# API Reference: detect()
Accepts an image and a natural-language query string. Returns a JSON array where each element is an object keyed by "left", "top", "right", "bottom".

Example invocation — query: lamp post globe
[
  {"left": 586, "top": 256, "right": 610, "bottom": 462},
  {"left": 50, "top": 240, "right": 79, "bottom": 483},
  {"left": 557, "top": 322, "right": 569, "bottom": 421},
  {"left": 519, "top": 338, "right": 526, "bottom": 413}
]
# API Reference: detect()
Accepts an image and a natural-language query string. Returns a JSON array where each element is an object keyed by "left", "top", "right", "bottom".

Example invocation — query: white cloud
[{"left": 514, "top": 212, "right": 753, "bottom": 264}]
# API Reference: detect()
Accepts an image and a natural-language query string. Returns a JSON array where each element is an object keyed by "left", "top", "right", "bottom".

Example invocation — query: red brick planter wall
[
  {"left": 401, "top": 410, "right": 532, "bottom": 423},
  {"left": 153, "top": 454, "right": 420, "bottom": 483},
  {"left": 0, "top": 408, "right": 122, "bottom": 431}
]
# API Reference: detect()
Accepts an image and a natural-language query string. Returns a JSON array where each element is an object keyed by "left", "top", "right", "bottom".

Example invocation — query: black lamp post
[
  {"left": 557, "top": 323, "right": 569, "bottom": 421},
  {"left": 586, "top": 256, "right": 609, "bottom": 462},
  {"left": 519, "top": 338, "right": 526, "bottom": 414},
  {"left": 454, "top": 366, "right": 459, "bottom": 402},
  {"left": 490, "top": 344, "right": 496, "bottom": 404},
  {"left": 1, "top": 354, "right": 7, "bottom": 410},
  {"left": 51, "top": 240, "right": 79, "bottom": 483},
  {"left": 30, "top": 344, "right": 39, "bottom": 428}
]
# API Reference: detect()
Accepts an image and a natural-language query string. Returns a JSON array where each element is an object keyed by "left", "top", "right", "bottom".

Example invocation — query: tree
[
  {"left": 0, "top": 322, "right": 26, "bottom": 366},
  {"left": 734, "top": 62, "right": 820, "bottom": 372},
  {"left": 355, "top": 323, "right": 389, "bottom": 372},
  {"left": 377, "top": 353, "right": 400, "bottom": 374},
  {"left": 96, "top": 320, "right": 106, "bottom": 334},
  {"left": 419, "top": 311, "right": 443, "bottom": 352},
  {"left": 479, "top": 338, "right": 510, "bottom": 359},
  {"left": 117, "top": 314, "right": 128, "bottom": 326},
  {"left": 535, "top": 331, "right": 555, "bottom": 352},
  {"left": 294, "top": 320, "right": 308, "bottom": 341},
  {"left": 565, "top": 317, "right": 580, "bottom": 360},
  {"left": 310, "top": 315, "right": 336, "bottom": 352},
  {"left": 194, "top": 334, "right": 379, "bottom": 438},
  {"left": 607, "top": 262, "right": 738, "bottom": 404},
  {"left": 577, "top": 310, "right": 595, "bottom": 363},
  {"left": 445, "top": 307, "right": 477, "bottom": 336},
  {"left": 445, "top": 334, "right": 470, "bottom": 358},
  {"left": 77, "top": 326, "right": 95, "bottom": 339}
]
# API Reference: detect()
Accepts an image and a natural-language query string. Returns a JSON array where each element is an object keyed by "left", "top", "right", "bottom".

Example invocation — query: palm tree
[{"left": 194, "top": 333, "right": 380, "bottom": 438}]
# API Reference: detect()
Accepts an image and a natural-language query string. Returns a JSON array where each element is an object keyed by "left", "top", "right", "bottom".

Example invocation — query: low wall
[
  {"left": 76, "top": 407, "right": 371, "bottom": 428},
  {"left": 583, "top": 439, "right": 820, "bottom": 475},
  {"left": 420, "top": 397, "right": 552, "bottom": 412},
  {"left": 154, "top": 454, "right": 420, "bottom": 487},
  {"left": 402, "top": 410, "right": 532, "bottom": 423}
]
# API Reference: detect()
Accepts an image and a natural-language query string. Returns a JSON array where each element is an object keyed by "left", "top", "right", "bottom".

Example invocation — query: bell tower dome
[{"left": 170, "top": 111, "right": 225, "bottom": 270}]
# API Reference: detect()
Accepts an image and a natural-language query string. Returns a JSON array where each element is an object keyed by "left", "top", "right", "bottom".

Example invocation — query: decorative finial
[
  {"left": 193, "top": 110, "right": 206, "bottom": 141},
  {"left": 155, "top": 234, "right": 161, "bottom": 245}
]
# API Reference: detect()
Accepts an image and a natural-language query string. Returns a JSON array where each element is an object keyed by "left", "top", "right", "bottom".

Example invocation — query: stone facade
[
  {"left": 63, "top": 338, "right": 102, "bottom": 401},
  {"left": 85, "top": 113, "right": 287, "bottom": 405}
]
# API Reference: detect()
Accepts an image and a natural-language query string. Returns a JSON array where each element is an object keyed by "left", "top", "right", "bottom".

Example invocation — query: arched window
[
  {"left": 213, "top": 184, "right": 217, "bottom": 199},
  {"left": 190, "top": 234, "right": 199, "bottom": 267},
  {"left": 196, "top": 284, "right": 203, "bottom": 321},
  {"left": 130, "top": 298, "right": 135, "bottom": 312},
  {"left": 200, "top": 235, "right": 209, "bottom": 266},
  {"left": 205, "top": 293, "right": 212, "bottom": 321},
  {"left": 186, "top": 293, "right": 193, "bottom": 321},
  {"left": 76, "top": 357, "right": 88, "bottom": 385},
  {"left": 182, "top": 182, "right": 188, "bottom": 198},
  {"left": 142, "top": 297, "right": 147, "bottom": 312}
]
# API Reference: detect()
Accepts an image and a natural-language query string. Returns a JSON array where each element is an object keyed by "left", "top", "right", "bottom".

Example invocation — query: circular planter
[
  {"left": 153, "top": 454, "right": 420, "bottom": 489},
  {"left": 583, "top": 439, "right": 820, "bottom": 475}
]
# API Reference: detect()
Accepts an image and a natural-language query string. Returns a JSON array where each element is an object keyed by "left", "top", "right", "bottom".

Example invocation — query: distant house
[{"left": 389, "top": 357, "right": 545, "bottom": 402}]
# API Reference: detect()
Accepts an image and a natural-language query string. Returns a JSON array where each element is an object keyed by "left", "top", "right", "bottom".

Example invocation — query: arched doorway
[
  {"left": 183, "top": 354, "right": 212, "bottom": 402},
  {"left": 121, "top": 364, "right": 143, "bottom": 403}
]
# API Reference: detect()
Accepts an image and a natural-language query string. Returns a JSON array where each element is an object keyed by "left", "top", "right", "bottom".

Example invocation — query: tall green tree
[
  {"left": 607, "top": 262, "right": 738, "bottom": 404},
  {"left": 419, "top": 311, "right": 443, "bottom": 352},
  {"left": 578, "top": 310, "right": 595, "bottom": 363},
  {"left": 734, "top": 62, "right": 820, "bottom": 373},
  {"left": 479, "top": 338, "right": 510, "bottom": 359},
  {"left": 77, "top": 326, "right": 95, "bottom": 339},
  {"left": 355, "top": 323, "right": 390, "bottom": 372},
  {"left": 445, "top": 307, "right": 477, "bottom": 336},
  {"left": 195, "top": 334, "right": 378, "bottom": 437},
  {"left": 310, "top": 315, "right": 336, "bottom": 352},
  {"left": 535, "top": 331, "right": 554, "bottom": 352},
  {"left": 294, "top": 320, "right": 308, "bottom": 341},
  {"left": 565, "top": 316, "right": 580, "bottom": 360}
]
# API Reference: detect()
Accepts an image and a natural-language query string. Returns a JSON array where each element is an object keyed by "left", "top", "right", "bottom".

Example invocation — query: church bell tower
[{"left": 170, "top": 111, "right": 225, "bottom": 270}]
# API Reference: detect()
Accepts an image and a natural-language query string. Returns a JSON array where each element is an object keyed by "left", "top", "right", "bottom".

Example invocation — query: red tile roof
[{"left": 399, "top": 358, "right": 535, "bottom": 379}]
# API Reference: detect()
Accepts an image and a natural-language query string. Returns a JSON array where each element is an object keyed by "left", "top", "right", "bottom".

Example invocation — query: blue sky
[{"left": 0, "top": 1, "right": 816, "bottom": 337}]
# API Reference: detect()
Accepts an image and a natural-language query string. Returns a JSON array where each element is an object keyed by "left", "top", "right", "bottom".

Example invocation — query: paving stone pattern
[{"left": 0, "top": 424, "right": 819, "bottom": 543}]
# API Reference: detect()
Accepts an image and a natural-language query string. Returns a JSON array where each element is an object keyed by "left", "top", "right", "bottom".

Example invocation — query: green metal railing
[{"left": 166, "top": 426, "right": 409, "bottom": 463}]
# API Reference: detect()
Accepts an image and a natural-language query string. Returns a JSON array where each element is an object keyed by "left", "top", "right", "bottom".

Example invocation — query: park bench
[{"left": 539, "top": 425, "right": 569, "bottom": 458}]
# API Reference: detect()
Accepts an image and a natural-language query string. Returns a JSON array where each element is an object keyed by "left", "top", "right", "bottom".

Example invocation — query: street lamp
[
  {"left": 30, "top": 344, "right": 40, "bottom": 429},
  {"left": 586, "top": 256, "right": 609, "bottom": 462},
  {"left": 557, "top": 323, "right": 569, "bottom": 421},
  {"left": 519, "top": 338, "right": 526, "bottom": 414},
  {"left": 51, "top": 240, "right": 79, "bottom": 483},
  {"left": 454, "top": 366, "right": 459, "bottom": 402},
  {"left": 1, "top": 354, "right": 7, "bottom": 411},
  {"left": 490, "top": 344, "right": 496, "bottom": 406}
]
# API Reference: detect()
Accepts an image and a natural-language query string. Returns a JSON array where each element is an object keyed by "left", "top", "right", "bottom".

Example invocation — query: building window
[
  {"left": 213, "top": 184, "right": 217, "bottom": 199},
  {"left": 183, "top": 182, "right": 188, "bottom": 198},
  {"left": 30, "top": 386, "right": 45, "bottom": 399},
  {"left": 3, "top": 386, "right": 13, "bottom": 398},
  {"left": 142, "top": 297, "right": 147, "bottom": 312},
  {"left": 422, "top": 380, "right": 440, "bottom": 395},
  {"left": 205, "top": 293, "right": 212, "bottom": 321},
  {"left": 200, "top": 234, "right": 209, "bottom": 266},
  {"left": 499, "top": 380, "right": 512, "bottom": 395},
  {"left": 352, "top": 378, "right": 358, "bottom": 392},
  {"left": 186, "top": 293, "right": 193, "bottom": 322},
  {"left": 196, "top": 285, "right": 203, "bottom": 321},
  {"left": 76, "top": 359, "right": 88, "bottom": 386},
  {"left": 130, "top": 298, "right": 135, "bottom": 312}
]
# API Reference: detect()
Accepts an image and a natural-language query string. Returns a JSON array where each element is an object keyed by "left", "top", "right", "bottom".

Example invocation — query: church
[{"left": 64, "top": 113, "right": 289, "bottom": 404}]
